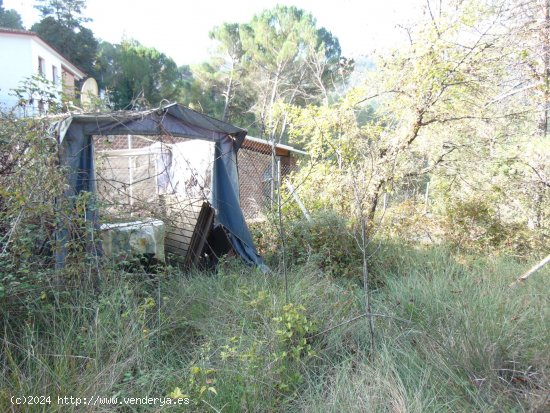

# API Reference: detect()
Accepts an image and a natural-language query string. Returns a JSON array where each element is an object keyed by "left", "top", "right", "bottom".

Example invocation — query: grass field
[{"left": 1, "top": 244, "right": 548, "bottom": 412}]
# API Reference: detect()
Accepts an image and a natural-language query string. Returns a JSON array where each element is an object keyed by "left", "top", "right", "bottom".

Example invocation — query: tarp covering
[
  {"left": 166, "top": 140, "right": 214, "bottom": 198},
  {"left": 52, "top": 103, "right": 265, "bottom": 269}
]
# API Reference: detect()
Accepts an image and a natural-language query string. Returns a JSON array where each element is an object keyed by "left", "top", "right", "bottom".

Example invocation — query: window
[
  {"left": 38, "top": 57, "right": 45, "bottom": 76},
  {"left": 52, "top": 65, "right": 59, "bottom": 85}
]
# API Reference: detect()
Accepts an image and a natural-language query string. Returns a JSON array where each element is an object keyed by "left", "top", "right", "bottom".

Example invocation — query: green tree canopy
[
  {"left": 239, "top": 5, "right": 343, "bottom": 106},
  {"left": 31, "top": 0, "right": 97, "bottom": 75},
  {"left": 34, "top": 0, "right": 90, "bottom": 28},
  {"left": 192, "top": 5, "right": 348, "bottom": 138},
  {"left": 95, "top": 40, "right": 184, "bottom": 110},
  {"left": 0, "top": 0, "right": 24, "bottom": 29},
  {"left": 185, "top": 22, "right": 256, "bottom": 128}
]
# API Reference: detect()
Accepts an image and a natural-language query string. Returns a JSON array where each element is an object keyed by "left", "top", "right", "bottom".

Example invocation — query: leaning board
[
  {"left": 159, "top": 195, "right": 205, "bottom": 263},
  {"left": 184, "top": 202, "right": 215, "bottom": 268}
]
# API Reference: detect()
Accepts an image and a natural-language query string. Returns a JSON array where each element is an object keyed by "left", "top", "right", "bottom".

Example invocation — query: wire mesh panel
[
  {"left": 95, "top": 146, "right": 166, "bottom": 218},
  {"left": 160, "top": 195, "right": 205, "bottom": 263},
  {"left": 238, "top": 148, "right": 272, "bottom": 219},
  {"left": 94, "top": 134, "right": 213, "bottom": 263},
  {"left": 237, "top": 138, "right": 300, "bottom": 220}
]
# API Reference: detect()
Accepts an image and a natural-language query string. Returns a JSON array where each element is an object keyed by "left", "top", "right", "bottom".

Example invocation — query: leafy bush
[
  {"left": 442, "top": 196, "right": 544, "bottom": 257},
  {"left": 251, "top": 210, "right": 362, "bottom": 278},
  {"left": 285, "top": 211, "right": 362, "bottom": 278},
  {"left": 1, "top": 115, "right": 66, "bottom": 306},
  {"left": 380, "top": 199, "right": 438, "bottom": 243}
]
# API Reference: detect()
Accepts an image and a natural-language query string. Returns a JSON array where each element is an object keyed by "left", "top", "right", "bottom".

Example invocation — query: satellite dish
[{"left": 80, "top": 77, "right": 98, "bottom": 109}]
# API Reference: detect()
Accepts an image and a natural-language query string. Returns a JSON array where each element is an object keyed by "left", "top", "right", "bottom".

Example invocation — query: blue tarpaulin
[{"left": 52, "top": 103, "right": 265, "bottom": 270}]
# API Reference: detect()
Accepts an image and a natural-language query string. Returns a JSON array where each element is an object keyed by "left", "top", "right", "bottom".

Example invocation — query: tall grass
[
  {"left": 296, "top": 247, "right": 549, "bottom": 412},
  {"left": 1, "top": 245, "right": 548, "bottom": 412}
]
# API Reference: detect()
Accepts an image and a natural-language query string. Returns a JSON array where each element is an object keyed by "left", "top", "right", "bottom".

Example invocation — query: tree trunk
[
  {"left": 222, "top": 64, "right": 234, "bottom": 122},
  {"left": 539, "top": 0, "right": 550, "bottom": 136},
  {"left": 366, "top": 180, "right": 385, "bottom": 236}
]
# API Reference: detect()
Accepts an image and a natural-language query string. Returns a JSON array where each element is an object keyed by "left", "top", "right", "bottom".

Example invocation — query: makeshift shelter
[
  {"left": 238, "top": 136, "right": 307, "bottom": 219},
  {"left": 93, "top": 132, "right": 307, "bottom": 221},
  {"left": 51, "top": 103, "right": 265, "bottom": 270}
]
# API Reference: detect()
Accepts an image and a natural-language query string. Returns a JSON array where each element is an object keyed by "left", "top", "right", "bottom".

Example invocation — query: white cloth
[{"left": 167, "top": 140, "right": 214, "bottom": 199}]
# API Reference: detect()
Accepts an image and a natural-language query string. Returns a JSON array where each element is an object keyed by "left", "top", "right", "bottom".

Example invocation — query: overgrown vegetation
[
  {"left": 1, "top": 247, "right": 548, "bottom": 412},
  {"left": 1, "top": 0, "right": 549, "bottom": 411}
]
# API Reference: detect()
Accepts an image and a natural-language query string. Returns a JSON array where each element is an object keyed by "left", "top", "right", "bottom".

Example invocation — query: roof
[
  {"left": 54, "top": 103, "right": 248, "bottom": 149},
  {"left": 0, "top": 28, "right": 86, "bottom": 78},
  {"left": 242, "top": 135, "right": 308, "bottom": 156}
]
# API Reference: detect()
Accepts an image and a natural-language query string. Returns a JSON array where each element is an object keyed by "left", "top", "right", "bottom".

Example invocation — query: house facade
[{"left": 0, "top": 28, "right": 86, "bottom": 116}]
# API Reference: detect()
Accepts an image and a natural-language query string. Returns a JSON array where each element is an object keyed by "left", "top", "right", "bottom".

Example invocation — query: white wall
[
  {"left": 30, "top": 38, "right": 64, "bottom": 89},
  {"left": 0, "top": 34, "right": 33, "bottom": 111},
  {"left": 0, "top": 33, "right": 64, "bottom": 115}
]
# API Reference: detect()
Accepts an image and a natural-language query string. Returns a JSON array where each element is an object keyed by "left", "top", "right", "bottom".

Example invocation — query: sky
[{"left": 4, "top": 0, "right": 425, "bottom": 66}]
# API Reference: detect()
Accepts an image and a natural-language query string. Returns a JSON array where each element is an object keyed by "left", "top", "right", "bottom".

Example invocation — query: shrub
[
  {"left": 259, "top": 210, "right": 362, "bottom": 278},
  {"left": 1, "top": 115, "right": 66, "bottom": 310},
  {"left": 442, "top": 196, "right": 544, "bottom": 257}
]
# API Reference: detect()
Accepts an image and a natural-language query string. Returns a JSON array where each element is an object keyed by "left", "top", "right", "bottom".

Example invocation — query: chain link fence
[
  {"left": 94, "top": 134, "right": 304, "bottom": 222},
  {"left": 238, "top": 137, "right": 303, "bottom": 220}
]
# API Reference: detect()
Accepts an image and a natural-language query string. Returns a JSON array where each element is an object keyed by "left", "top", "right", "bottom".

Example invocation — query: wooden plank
[
  {"left": 161, "top": 195, "right": 204, "bottom": 211},
  {"left": 164, "top": 209, "right": 201, "bottom": 220},
  {"left": 166, "top": 225, "right": 194, "bottom": 233},
  {"left": 166, "top": 218, "right": 199, "bottom": 228},
  {"left": 165, "top": 239, "right": 189, "bottom": 261},
  {"left": 510, "top": 253, "right": 550, "bottom": 288},
  {"left": 165, "top": 220, "right": 197, "bottom": 229},
  {"left": 166, "top": 226, "right": 195, "bottom": 238},
  {"left": 165, "top": 253, "right": 186, "bottom": 263},
  {"left": 161, "top": 194, "right": 204, "bottom": 204},
  {"left": 165, "top": 246, "right": 188, "bottom": 256},
  {"left": 166, "top": 236, "right": 192, "bottom": 245},
  {"left": 159, "top": 194, "right": 211, "bottom": 266},
  {"left": 165, "top": 231, "right": 192, "bottom": 243},
  {"left": 164, "top": 201, "right": 203, "bottom": 209},
  {"left": 240, "top": 139, "right": 292, "bottom": 156},
  {"left": 165, "top": 234, "right": 190, "bottom": 244},
  {"left": 165, "top": 242, "right": 188, "bottom": 254},
  {"left": 185, "top": 202, "right": 215, "bottom": 268}
]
